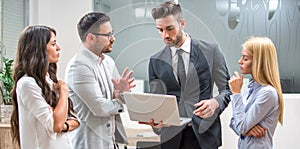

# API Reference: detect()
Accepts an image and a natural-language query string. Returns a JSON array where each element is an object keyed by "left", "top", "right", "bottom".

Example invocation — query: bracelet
[{"left": 62, "top": 122, "right": 69, "bottom": 132}]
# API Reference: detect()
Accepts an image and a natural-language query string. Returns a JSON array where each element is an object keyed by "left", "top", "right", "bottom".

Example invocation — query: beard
[
  {"left": 102, "top": 40, "right": 114, "bottom": 53},
  {"left": 165, "top": 30, "right": 183, "bottom": 47},
  {"left": 94, "top": 41, "right": 113, "bottom": 56},
  {"left": 101, "top": 45, "right": 111, "bottom": 53}
]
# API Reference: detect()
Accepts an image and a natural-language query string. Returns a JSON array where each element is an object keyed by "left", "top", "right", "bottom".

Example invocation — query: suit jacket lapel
[
  {"left": 186, "top": 39, "right": 202, "bottom": 87},
  {"left": 188, "top": 39, "right": 212, "bottom": 100},
  {"left": 187, "top": 42, "right": 197, "bottom": 84},
  {"left": 161, "top": 46, "right": 180, "bottom": 86}
]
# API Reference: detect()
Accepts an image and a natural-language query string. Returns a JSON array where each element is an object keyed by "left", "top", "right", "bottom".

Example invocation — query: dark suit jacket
[{"left": 148, "top": 38, "right": 231, "bottom": 149}]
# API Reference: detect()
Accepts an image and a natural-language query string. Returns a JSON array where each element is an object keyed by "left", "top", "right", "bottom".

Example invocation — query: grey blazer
[
  {"left": 148, "top": 38, "right": 231, "bottom": 149},
  {"left": 65, "top": 46, "right": 127, "bottom": 149}
]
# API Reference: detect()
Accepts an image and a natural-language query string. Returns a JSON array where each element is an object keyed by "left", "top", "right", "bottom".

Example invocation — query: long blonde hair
[{"left": 243, "top": 37, "right": 283, "bottom": 125}]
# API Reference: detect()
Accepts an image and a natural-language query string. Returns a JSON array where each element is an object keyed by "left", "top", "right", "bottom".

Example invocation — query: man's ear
[
  {"left": 180, "top": 19, "right": 185, "bottom": 29},
  {"left": 86, "top": 33, "right": 94, "bottom": 42}
]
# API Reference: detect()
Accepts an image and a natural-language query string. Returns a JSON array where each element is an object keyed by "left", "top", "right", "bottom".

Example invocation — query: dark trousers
[{"left": 161, "top": 126, "right": 200, "bottom": 149}]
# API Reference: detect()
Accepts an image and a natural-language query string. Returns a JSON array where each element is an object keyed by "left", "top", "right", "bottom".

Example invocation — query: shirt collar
[
  {"left": 170, "top": 34, "right": 191, "bottom": 57},
  {"left": 248, "top": 79, "right": 262, "bottom": 90},
  {"left": 80, "top": 44, "right": 104, "bottom": 63}
]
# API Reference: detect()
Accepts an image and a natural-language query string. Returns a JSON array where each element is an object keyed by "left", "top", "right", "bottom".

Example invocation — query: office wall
[
  {"left": 0, "top": 0, "right": 2, "bottom": 70},
  {"left": 29, "top": 0, "right": 93, "bottom": 79},
  {"left": 30, "top": 0, "right": 300, "bottom": 93},
  {"left": 103, "top": 0, "right": 300, "bottom": 93},
  {"left": 181, "top": 0, "right": 300, "bottom": 93},
  {"left": 31, "top": 1, "right": 300, "bottom": 148}
]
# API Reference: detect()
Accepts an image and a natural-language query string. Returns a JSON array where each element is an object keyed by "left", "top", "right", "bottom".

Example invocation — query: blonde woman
[{"left": 229, "top": 37, "right": 283, "bottom": 148}]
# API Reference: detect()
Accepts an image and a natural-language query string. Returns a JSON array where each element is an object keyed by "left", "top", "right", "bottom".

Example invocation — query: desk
[
  {"left": 118, "top": 127, "right": 160, "bottom": 149},
  {"left": 0, "top": 123, "right": 19, "bottom": 149},
  {"left": 125, "top": 127, "right": 160, "bottom": 146},
  {"left": 120, "top": 107, "right": 160, "bottom": 148}
]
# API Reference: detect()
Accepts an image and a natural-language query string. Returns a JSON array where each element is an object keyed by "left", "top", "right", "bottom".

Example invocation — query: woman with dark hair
[{"left": 10, "top": 25, "right": 80, "bottom": 149}]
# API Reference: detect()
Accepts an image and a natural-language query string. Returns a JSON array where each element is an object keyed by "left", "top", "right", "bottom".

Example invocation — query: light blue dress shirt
[{"left": 230, "top": 80, "right": 280, "bottom": 149}]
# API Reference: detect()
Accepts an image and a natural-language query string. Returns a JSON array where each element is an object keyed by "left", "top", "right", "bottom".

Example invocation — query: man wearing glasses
[{"left": 65, "top": 12, "right": 135, "bottom": 149}]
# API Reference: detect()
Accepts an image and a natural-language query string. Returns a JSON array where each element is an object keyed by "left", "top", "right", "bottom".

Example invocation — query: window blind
[{"left": 1, "top": 0, "right": 27, "bottom": 59}]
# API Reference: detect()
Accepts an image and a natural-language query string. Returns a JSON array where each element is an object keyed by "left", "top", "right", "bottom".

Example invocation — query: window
[{"left": 1, "top": 0, "right": 28, "bottom": 60}]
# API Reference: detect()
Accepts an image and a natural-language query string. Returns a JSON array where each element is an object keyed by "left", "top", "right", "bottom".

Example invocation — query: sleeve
[
  {"left": 229, "top": 116, "right": 240, "bottom": 136},
  {"left": 67, "top": 109, "right": 80, "bottom": 123},
  {"left": 211, "top": 45, "right": 231, "bottom": 111},
  {"left": 229, "top": 94, "right": 242, "bottom": 136},
  {"left": 18, "top": 78, "right": 56, "bottom": 139},
  {"left": 230, "top": 88, "right": 277, "bottom": 134},
  {"left": 148, "top": 57, "right": 156, "bottom": 83},
  {"left": 148, "top": 57, "right": 168, "bottom": 94},
  {"left": 67, "top": 63, "right": 123, "bottom": 117},
  {"left": 148, "top": 57, "right": 158, "bottom": 93},
  {"left": 148, "top": 57, "right": 162, "bottom": 135}
]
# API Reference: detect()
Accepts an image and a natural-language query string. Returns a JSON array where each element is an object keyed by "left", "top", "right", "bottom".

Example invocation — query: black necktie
[{"left": 177, "top": 49, "right": 186, "bottom": 90}]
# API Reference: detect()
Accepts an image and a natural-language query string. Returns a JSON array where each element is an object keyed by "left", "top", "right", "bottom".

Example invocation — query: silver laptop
[{"left": 123, "top": 92, "right": 191, "bottom": 126}]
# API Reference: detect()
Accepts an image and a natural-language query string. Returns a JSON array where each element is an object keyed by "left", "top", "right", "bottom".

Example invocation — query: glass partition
[{"left": 95, "top": 0, "right": 300, "bottom": 93}]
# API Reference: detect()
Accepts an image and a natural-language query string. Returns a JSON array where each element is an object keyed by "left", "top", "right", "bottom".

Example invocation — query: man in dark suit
[{"left": 147, "top": 1, "right": 231, "bottom": 149}]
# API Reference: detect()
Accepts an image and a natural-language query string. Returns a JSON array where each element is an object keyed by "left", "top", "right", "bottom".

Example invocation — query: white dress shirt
[
  {"left": 170, "top": 35, "right": 191, "bottom": 81},
  {"left": 17, "top": 74, "right": 73, "bottom": 149}
]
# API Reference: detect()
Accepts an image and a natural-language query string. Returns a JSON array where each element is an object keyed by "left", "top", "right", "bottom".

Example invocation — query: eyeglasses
[{"left": 91, "top": 32, "right": 114, "bottom": 40}]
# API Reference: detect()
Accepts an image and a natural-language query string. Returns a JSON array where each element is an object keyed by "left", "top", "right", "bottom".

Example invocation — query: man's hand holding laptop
[{"left": 139, "top": 118, "right": 170, "bottom": 128}]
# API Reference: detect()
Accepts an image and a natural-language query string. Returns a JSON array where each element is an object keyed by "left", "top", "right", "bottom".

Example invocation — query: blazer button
[{"left": 106, "top": 123, "right": 110, "bottom": 127}]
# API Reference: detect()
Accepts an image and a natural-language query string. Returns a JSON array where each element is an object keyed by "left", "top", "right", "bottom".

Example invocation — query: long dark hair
[{"left": 10, "top": 25, "right": 75, "bottom": 146}]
